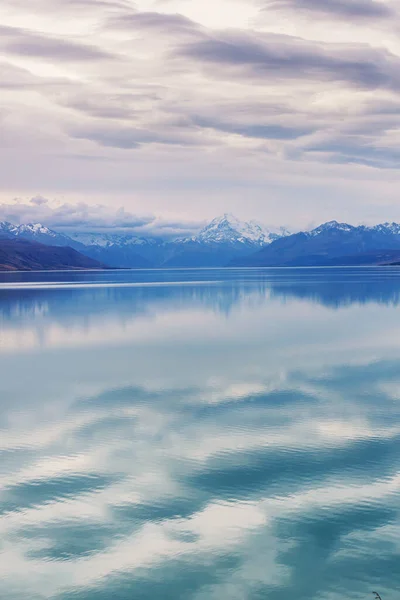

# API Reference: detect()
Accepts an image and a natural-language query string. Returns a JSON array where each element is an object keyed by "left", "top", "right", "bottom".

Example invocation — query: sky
[{"left": 1, "top": 0, "right": 400, "bottom": 234}]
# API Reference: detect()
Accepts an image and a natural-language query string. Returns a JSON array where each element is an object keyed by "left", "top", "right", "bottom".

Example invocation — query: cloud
[
  {"left": 304, "top": 137, "right": 400, "bottom": 169},
  {"left": 0, "top": 25, "right": 115, "bottom": 62},
  {"left": 60, "top": 91, "right": 161, "bottom": 120},
  {"left": 263, "top": 0, "right": 396, "bottom": 20},
  {"left": 0, "top": 0, "right": 134, "bottom": 15},
  {"left": 0, "top": 198, "right": 203, "bottom": 237},
  {"left": 107, "top": 11, "right": 203, "bottom": 36},
  {"left": 176, "top": 31, "right": 400, "bottom": 91},
  {"left": 0, "top": 62, "right": 51, "bottom": 90},
  {"left": 1, "top": 295, "right": 400, "bottom": 600},
  {"left": 190, "top": 115, "right": 313, "bottom": 140},
  {"left": 69, "top": 123, "right": 207, "bottom": 149},
  {"left": 0, "top": 198, "right": 154, "bottom": 230},
  {"left": 1, "top": 0, "right": 400, "bottom": 226},
  {"left": 30, "top": 195, "right": 48, "bottom": 206}
]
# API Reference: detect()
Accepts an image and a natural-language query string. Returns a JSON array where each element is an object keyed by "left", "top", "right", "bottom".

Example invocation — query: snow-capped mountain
[
  {"left": 6, "top": 216, "right": 400, "bottom": 269},
  {"left": 65, "top": 231, "right": 164, "bottom": 268},
  {"left": 308, "top": 220, "right": 400, "bottom": 238},
  {"left": 1, "top": 222, "right": 79, "bottom": 248},
  {"left": 182, "top": 213, "right": 289, "bottom": 247},
  {"left": 156, "top": 214, "right": 291, "bottom": 268},
  {"left": 193, "top": 214, "right": 268, "bottom": 245},
  {"left": 17, "top": 223, "right": 54, "bottom": 236},
  {"left": 232, "top": 220, "right": 400, "bottom": 267},
  {"left": 0, "top": 221, "right": 18, "bottom": 238},
  {"left": 68, "top": 214, "right": 286, "bottom": 249},
  {"left": 308, "top": 220, "right": 355, "bottom": 237},
  {"left": 0, "top": 221, "right": 152, "bottom": 268},
  {"left": 371, "top": 222, "right": 400, "bottom": 235},
  {"left": 56, "top": 215, "right": 291, "bottom": 268},
  {"left": 67, "top": 231, "right": 158, "bottom": 248}
]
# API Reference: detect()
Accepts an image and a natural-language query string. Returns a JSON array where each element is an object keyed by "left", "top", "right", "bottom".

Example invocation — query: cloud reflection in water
[{"left": 0, "top": 268, "right": 400, "bottom": 599}]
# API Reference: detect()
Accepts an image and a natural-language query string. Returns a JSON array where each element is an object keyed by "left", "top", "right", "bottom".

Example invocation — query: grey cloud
[
  {"left": 165, "top": 98, "right": 296, "bottom": 128},
  {"left": 49, "top": 203, "right": 154, "bottom": 230},
  {"left": 1, "top": 0, "right": 133, "bottom": 14},
  {"left": 63, "top": 0, "right": 133, "bottom": 8},
  {"left": 30, "top": 195, "right": 49, "bottom": 206},
  {"left": 137, "top": 218, "right": 204, "bottom": 239},
  {"left": 342, "top": 116, "right": 400, "bottom": 136},
  {"left": 107, "top": 11, "right": 203, "bottom": 35},
  {"left": 0, "top": 61, "right": 69, "bottom": 90},
  {"left": 0, "top": 25, "right": 115, "bottom": 62},
  {"left": 321, "top": 148, "right": 400, "bottom": 169},
  {"left": 69, "top": 123, "right": 204, "bottom": 149},
  {"left": 359, "top": 97, "right": 400, "bottom": 116},
  {"left": 175, "top": 32, "right": 400, "bottom": 91},
  {"left": 154, "top": 219, "right": 205, "bottom": 231},
  {"left": 263, "top": 0, "right": 396, "bottom": 20},
  {"left": 191, "top": 116, "right": 313, "bottom": 140},
  {"left": 0, "top": 199, "right": 155, "bottom": 231},
  {"left": 302, "top": 135, "right": 400, "bottom": 169},
  {"left": 0, "top": 62, "right": 41, "bottom": 90},
  {"left": 0, "top": 199, "right": 204, "bottom": 237},
  {"left": 1, "top": 0, "right": 400, "bottom": 222},
  {"left": 61, "top": 92, "right": 160, "bottom": 120}
]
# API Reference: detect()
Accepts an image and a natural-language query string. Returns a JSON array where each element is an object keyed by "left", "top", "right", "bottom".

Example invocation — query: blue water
[{"left": 0, "top": 267, "right": 400, "bottom": 600}]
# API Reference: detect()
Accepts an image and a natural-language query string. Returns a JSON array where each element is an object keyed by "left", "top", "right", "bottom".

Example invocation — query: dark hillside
[{"left": 0, "top": 239, "right": 107, "bottom": 271}]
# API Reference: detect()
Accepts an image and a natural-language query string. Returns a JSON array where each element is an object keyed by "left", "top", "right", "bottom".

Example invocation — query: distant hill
[
  {"left": 230, "top": 221, "right": 400, "bottom": 267},
  {"left": 0, "top": 239, "right": 107, "bottom": 271}
]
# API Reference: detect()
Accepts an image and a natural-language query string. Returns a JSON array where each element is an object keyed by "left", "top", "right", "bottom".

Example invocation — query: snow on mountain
[
  {"left": 67, "top": 231, "right": 158, "bottom": 248},
  {"left": 308, "top": 221, "right": 356, "bottom": 237},
  {"left": 198, "top": 214, "right": 266, "bottom": 245},
  {"left": 0, "top": 222, "right": 18, "bottom": 238},
  {"left": 6, "top": 217, "right": 400, "bottom": 270},
  {"left": 0, "top": 221, "right": 63, "bottom": 240},
  {"left": 69, "top": 215, "right": 283, "bottom": 249},
  {"left": 268, "top": 226, "right": 292, "bottom": 242},
  {"left": 11, "top": 223, "right": 77, "bottom": 247},
  {"left": 17, "top": 223, "right": 55, "bottom": 236},
  {"left": 372, "top": 222, "right": 400, "bottom": 235},
  {"left": 182, "top": 213, "right": 289, "bottom": 246},
  {"left": 307, "top": 220, "right": 400, "bottom": 238}
]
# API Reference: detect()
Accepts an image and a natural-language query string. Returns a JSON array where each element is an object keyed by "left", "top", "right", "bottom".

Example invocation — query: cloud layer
[
  {"left": 0, "top": 0, "right": 400, "bottom": 225},
  {"left": 0, "top": 197, "right": 204, "bottom": 237}
]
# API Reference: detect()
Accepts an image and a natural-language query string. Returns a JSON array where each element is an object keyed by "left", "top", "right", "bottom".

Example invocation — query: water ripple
[{"left": 1, "top": 269, "right": 400, "bottom": 599}]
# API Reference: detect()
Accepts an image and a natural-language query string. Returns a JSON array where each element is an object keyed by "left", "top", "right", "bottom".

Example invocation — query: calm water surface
[{"left": 0, "top": 268, "right": 400, "bottom": 600}]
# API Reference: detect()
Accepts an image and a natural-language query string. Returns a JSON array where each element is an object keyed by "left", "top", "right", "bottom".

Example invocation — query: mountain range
[
  {"left": 2, "top": 215, "right": 400, "bottom": 270},
  {"left": 231, "top": 220, "right": 400, "bottom": 267},
  {"left": 0, "top": 214, "right": 290, "bottom": 270}
]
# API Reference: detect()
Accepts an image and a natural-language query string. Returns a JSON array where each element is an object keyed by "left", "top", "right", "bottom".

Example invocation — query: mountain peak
[
  {"left": 195, "top": 214, "right": 268, "bottom": 246},
  {"left": 19, "top": 223, "right": 52, "bottom": 234},
  {"left": 373, "top": 222, "right": 400, "bottom": 235},
  {"left": 207, "top": 213, "right": 242, "bottom": 228},
  {"left": 0, "top": 221, "right": 17, "bottom": 230},
  {"left": 309, "top": 221, "right": 355, "bottom": 236},
  {"left": 13, "top": 222, "right": 74, "bottom": 245},
  {"left": 0, "top": 221, "right": 18, "bottom": 238}
]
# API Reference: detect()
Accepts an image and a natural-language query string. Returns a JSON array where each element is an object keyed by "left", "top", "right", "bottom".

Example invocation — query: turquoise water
[{"left": 0, "top": 267, "right": 400, "bottom": 600}]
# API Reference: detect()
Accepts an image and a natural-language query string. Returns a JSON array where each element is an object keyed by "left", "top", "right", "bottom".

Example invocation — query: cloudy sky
[{"left": 1, "top": 0, "right": 400, "bottom": 232}]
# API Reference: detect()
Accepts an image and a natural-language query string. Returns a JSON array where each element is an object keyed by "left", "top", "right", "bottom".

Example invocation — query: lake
[{"left": 0, "top": 267, "right": 400, "bottom": 600}]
